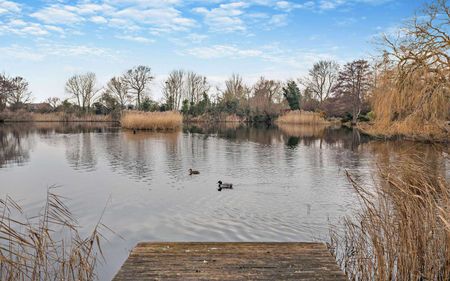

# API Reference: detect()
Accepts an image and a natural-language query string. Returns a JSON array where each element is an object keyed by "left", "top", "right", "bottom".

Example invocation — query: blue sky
[{"left": 0, "top": 0, "right": 425, "bottom": 102}]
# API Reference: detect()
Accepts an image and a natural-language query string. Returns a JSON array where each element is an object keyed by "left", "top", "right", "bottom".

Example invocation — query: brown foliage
[
  {"left": 330, "top": 154, "right": 450, "bottom": 280},
  {"left": 370, "top": 0, "right": 450, "bottom": 140}
]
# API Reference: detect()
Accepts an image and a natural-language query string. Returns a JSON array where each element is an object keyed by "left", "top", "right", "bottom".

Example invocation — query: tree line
[{"left": 0, "top": 0, "right": 447, "bottom": 128}]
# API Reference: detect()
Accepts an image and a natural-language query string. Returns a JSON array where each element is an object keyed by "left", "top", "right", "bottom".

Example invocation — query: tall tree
[
  {"left": 333, "top": 60, "right": 372, "bottom": 124},
  {"left": 0, "top": 73, "right": 13, "bottom": 110},
  {"left": 376, "top": 0, "right": 450, "bottom": 125},
  {"left": 45, "top": 97, "right": 61, "bottom": 110},
  {"left": 163, "top": 70, "right": 185, "bottom": 110},
  {"left": 105, "top": 76, "right": 130, "bottom": 109},
  {"left": 251, "top": 77, "right": 282, "bottom": 113},
  {"left": 282, "top": 80, "right": 301, "bottom": 110},
  {"left": 185, "top": 71, "right": 210, "bottom": 105},
  {"left": 222, "top": 74, "right": 249, "bottom": 102},
  {"left": 8, "top": 76, "right": 32, "bottom": 109},
  {"left": 124, "top": 65, "right": 154, "bottom": 110},
  {"left": 300, "top": 60, "right": 339, "bottom": 104},
  {"left": 65, "top": 72, "right": 98, "bottom": 112}
]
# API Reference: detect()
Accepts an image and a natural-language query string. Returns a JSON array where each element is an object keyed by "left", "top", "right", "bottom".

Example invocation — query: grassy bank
[
  {"left": 330, "top": 155, "right": 450, "bottom": 280},
  {"left": 276, "top": 110, "right": 330, "bottom": 125},
  {"left": 0, "top": 111, "right": 114, "bottom": 122},
  {"left": 184, "top": 113, "right": 247, "bottom": 123},
  {"left": 358, "top": 121, "right": 449, "bottom": 143},
  {"left": 121, "top": 110, "right": 182, "bottom": 131}
]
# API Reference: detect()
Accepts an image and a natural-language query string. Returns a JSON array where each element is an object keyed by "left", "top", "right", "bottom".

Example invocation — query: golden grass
[
  {"left": 276, "top": 110, "right": 330, "bottom": 125},
  {"left": 32, "top": 112, "right": 113, "bottom": 122},
  {"left": 0, "top": 187, "right": 109, "bottom": 281},
  {"left": 0, "top": 111, "right": 113, "bottom": 122},
  {"left": 330, "top": 155, "right": 450, "bottom": 280},
  {"left": 120, "top": 111, "right": 182, "bottom": 131}
]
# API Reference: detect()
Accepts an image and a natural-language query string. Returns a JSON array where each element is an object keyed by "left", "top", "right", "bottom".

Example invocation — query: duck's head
[
  {"left": 188, "top": 169, "right": 192, "bottom": 173},
  {"left": 217, "top": 180, "right": 222, "bottom": 185}
]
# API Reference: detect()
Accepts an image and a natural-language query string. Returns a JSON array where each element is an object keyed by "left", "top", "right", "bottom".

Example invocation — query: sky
[{"left": 0, "top": 0, "right": 426, "bottom": 102}]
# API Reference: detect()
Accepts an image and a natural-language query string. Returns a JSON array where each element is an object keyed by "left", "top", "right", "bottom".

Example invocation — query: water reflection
[
  {"left": 0, "top": 124, "right": 33, "bottom": 168},
  {"left": 0, "top": 122, "right": 447, "bottom": 280}
]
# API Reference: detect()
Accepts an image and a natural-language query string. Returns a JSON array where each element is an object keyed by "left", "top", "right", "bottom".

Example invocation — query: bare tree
[
  {"left": 0, "top": 73, "right": 13, "bottom": 110},
  {"left": 333, "top": 60, "right": 372, "bottom": 124},
  {"left": 222, "top": 74, "right": 249, "bottom": 102},
  {"left": 8, "top": 76, "right": 32, "bottom": 108},
  {"left": 377, "top": 0, "right": 450, "bottom": 124},
  {"left": 251, "top": 77, "right": 282, "bottom": 114},
  {"left": 45, "top": 97, "right": 61, "bottom": 110},
  {"left": 65, "top": 72, "right": 98, "bottom": 112},
  {"left": 185, "top": 71, "right": 210, "bottom": 105},
  {"left": 124, "top": 65, "right": 154, "bottom": 109},
  {"left": 163, "top": 70, "right": 185, "bottom": 110},
  {"left": 300, "top": 60, "right": 339, "bottom": 104},
  {"left": 105, "top": 76, "right": 130, "bottom": 109}
]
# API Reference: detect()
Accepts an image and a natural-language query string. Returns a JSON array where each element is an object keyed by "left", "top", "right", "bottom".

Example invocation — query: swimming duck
[
  {"left": 217, "top": 180, "right": 233, "bottom": 191},
  {"left": 189, "top": 169, "right": 200, "bottom": 175}
]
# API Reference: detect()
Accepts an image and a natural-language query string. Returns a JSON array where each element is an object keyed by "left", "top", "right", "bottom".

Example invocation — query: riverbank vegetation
[
  {"left": 0, "top": 187, "right": 107, "bottom": 281},
  {"left": 276, "top": 110, "right": 329, "bottom": 125},
  {"left": 330, "top": 153, "right": 450, "bottom": 280},
  {"left": 0, "top": 110, "right": 113, "bottom": 122},
  {"left": 121, "top": 111, "right": 182, "bottom": 131},
  {"left": 0, "top": 1, "right": 447, "bottom": 141}
]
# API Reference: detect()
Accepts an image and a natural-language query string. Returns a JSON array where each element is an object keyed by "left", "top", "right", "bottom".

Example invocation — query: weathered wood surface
[{"left": 112, "top": 242, "right": 346, "bottom": 280}]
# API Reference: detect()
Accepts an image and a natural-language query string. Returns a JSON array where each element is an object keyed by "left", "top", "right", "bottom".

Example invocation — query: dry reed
[
  {"left": 330, "top": 155, "right": 450, "bottom": 280},
  {"left": 32, "top": 112, "right": 113, "bottom": 122},
  {"left": 0, "top": 187, "right": 109, "bottom": 281},
  {"left": 120, "top": 111, "right": 182, "bottom": 131},
  {"left": 0, "top": 111, "right": 113, "bottom": 122},
  {"left": 276, "top": 110, "right": 330, "bottom": 125}
]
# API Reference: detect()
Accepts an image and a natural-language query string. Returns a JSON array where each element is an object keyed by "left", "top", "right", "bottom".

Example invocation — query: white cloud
[
  {"left": 182, "top": 43, "right": 339, "bottom": 71},
  {"left": 193, "top": 2, "right": 249, "bottom": 32},
  {"left": 31, "top": 5, "right": 84, "bottom": 25},
  {"left": 184, "top": 44, "right": 263, "bottom": 59},
  {"left": 0, "top": 0, "right": 21, "bottom": 15},
  {"left": 116, "top": 34, "right": 155, "bottom": 43},
  {"left": 269, "top": 14, "right": 288, "bottom": 27},
  {"left": 0, "top": 43, "right": 118, "bottom": 62},
  {"left": 90, "top": 16, "right": 108, "bottom": 24}
]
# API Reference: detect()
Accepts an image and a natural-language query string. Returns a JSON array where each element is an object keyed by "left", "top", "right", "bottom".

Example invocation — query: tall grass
[
  {"left": 330, "top": 155, "right": 450, "bottom": 280},
  {"left": 32, "top": 112, "right": 113, "bottom": 122},
  {"left": 0, "top": 111, "right": 113, "bottom": 122},
  {"left": 120, "top": 111, "right": 182, "bottom": 131},
  {"left": 0, "top": 187, "right": 109, "bottom": 281},
  {"left": 276, "top": 110, "right": 329, "bottom": 125}
]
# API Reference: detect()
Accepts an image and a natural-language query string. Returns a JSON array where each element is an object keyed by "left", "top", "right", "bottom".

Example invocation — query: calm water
[{"left": 0, "top": 122, "right": 447, "bottom": 280}]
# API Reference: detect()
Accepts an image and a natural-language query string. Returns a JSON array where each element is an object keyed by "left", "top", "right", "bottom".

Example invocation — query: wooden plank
[{"left": 113, "top": 242, "right": 346, "bottom": 281}]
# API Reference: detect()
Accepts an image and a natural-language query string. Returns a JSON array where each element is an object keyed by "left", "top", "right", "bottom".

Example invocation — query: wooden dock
[{"left": 113, "top": 242, "right": 346, "bottom": 280}]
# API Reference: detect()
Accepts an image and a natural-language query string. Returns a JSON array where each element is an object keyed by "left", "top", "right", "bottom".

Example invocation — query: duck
[
  {"left": 217, "top": 180, "right": 233, "bottom": 191},
  {"left": 189, "top": 169, "right": 200, "bottom": 175}
]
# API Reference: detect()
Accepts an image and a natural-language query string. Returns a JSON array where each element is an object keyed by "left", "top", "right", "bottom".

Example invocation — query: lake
[{"left": 0, "top": 122, "right": 447, "bottom": 280}]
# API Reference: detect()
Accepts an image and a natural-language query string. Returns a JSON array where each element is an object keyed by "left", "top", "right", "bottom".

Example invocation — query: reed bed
[
  {"left": 0, "top": 187, "right": 109, "bottom": 281},
  {"left": 276, "top": 110, "right": 329, "bottom": 125},
  {"left": 0, "top": 111, "right": 113, "bottom": 122},
  {"left": 120, "top": 111, "right": 182, "bottom": 131},
  {"left": 330, "top": 156, "right": 450, "bottom": 280},
  {"left": 32, "top": 112, "right": 113, "bottom": 122}
]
